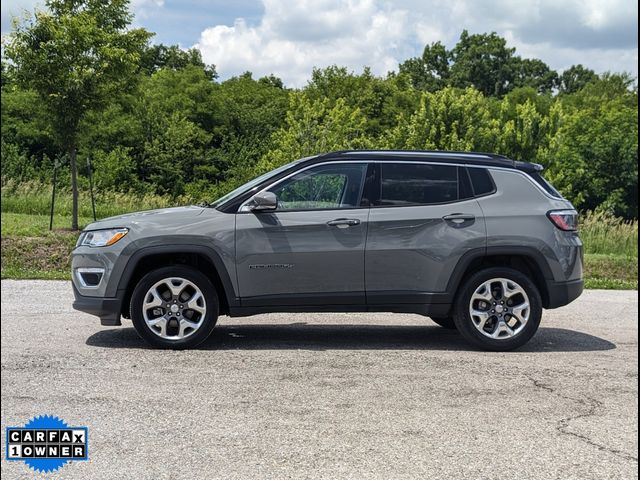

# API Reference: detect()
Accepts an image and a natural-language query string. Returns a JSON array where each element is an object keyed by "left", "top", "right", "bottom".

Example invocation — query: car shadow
[{"left": 85, "top": 323, "right": 616, "bottom": 353}]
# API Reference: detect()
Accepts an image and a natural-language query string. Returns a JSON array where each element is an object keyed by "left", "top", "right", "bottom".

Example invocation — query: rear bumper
[
  {"left": 72, "top": 284, "right": 122, "bottom": 326},
  {"left": 546, "top": 278, "right": 584, "bottom": 309}
]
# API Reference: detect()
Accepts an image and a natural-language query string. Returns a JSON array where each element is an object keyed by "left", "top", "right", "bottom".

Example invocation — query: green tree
[
  {"left": 449, "top": 30, "right": 517, "bottom": 97},
  {"left": 385, "top": 87, "right": 500, "bottom": 152},
  {"left": 399, "top": 41, "right": 450, "bottom": 92},
  {"left": 140, "top": 44, "right": 217, "bottom": 80},
  {"left": 541, "top": 76, "right": 638, "bottom": 217},
  {"left": 556, "top": 65, "right": 598, "bottom": 94},
  {"left": 5, "top": 0, "right": 151, "bottom": 229},
  {"left": 513, "top": 58, "right": 558, "bottom": 93},
  {"left": 258, "top": 94, "right": 373, "bottom": 174}
]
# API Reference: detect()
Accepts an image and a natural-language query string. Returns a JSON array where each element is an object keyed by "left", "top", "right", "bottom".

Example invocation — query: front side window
[
  {"left": 378, "top": 163, "right": 459, "bottom": 206},
  {"left": 269, "top": 163, "right": 367, "bottom": 210}
]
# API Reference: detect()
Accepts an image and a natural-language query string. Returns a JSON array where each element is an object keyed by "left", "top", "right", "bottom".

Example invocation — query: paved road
[{"left": 1, "top": 280, "right": 637, "bottom": 479}]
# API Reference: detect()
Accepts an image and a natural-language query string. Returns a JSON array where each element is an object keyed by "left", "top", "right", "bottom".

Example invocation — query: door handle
[
  {"left": 327, "top": 218, "right": 361, "bottom": 228},
  {"left": 443, "top": 213, "right": 475, "bottom": 224}
]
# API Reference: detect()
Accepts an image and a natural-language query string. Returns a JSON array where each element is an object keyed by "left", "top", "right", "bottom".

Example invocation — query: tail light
[{"left": 547, "top": 210, "right": 578, "bottom": 231}]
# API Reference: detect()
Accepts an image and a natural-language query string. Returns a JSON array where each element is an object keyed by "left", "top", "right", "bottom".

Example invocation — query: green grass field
[{"left": 1, "top": 209, "right": 637, "bottom": 290}]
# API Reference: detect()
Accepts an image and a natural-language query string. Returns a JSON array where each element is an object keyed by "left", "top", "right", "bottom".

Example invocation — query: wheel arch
[
  {"left": 447, "top": 247, "right": 553, "bottom": 308},
  {"left": 116, "top": 245, "right": 238, "bottom": 318}
]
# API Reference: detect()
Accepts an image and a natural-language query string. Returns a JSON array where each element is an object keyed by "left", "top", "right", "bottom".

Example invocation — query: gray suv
[{"left": 72, "top": 150, "right": 583, "bottom": 351}]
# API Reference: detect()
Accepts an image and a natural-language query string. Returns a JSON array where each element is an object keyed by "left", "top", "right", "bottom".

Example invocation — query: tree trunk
[{"left": 69, "top": 144, "right": 79, "bottom": 230}]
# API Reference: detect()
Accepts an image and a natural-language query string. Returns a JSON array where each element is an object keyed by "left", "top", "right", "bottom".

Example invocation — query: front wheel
[
  {"left": 130, "top": 266, "right": 219, "bottom": 349},
  {"left": 453, "top": 267, "right": 542, "bottom": 351}
]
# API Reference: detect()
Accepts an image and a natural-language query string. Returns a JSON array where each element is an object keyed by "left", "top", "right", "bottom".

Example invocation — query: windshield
[{"left": 209, "top": 157, "right": 312, "bottom": 208}]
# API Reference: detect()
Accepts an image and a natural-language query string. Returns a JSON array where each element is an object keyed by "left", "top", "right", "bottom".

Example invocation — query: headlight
[{"left": 77, "top": 228, "right": 129, "bottom": 247}]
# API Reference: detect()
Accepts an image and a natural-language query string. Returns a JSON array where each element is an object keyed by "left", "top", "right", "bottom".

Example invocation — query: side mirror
[{"left": 248, "top": 191, "right": 277, "bottom": 211}]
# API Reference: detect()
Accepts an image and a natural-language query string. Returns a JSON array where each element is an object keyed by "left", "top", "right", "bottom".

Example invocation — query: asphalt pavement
[{"left": 1, "top": 280, "right": 637, "bottom": 479}]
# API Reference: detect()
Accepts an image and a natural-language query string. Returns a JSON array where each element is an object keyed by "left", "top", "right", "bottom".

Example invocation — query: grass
[
  {"left": 1, "top": 181, "right": 190, "bottom": 220},
  {"left": 580, "top": 210, "right": 638, "bottom": 257}
]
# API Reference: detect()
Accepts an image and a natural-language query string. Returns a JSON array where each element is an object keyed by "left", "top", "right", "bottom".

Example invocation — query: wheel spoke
[
  {"left": 472, "top": 283, "right": 494, "bottom": 303},
  {"left": 179, "top": 318, "right": 199, "bottom": 337},
  {"left": 492, "top": 320, "right": 514, "bottom": 338},
  {"left": 186, "top": 291, "right": 206, "bottom": 315},
  {"left": 510, "top": 302, "right": 530, "bottom": 324},
  {"left": 143, "top": 288, "right": 163, "bottom": 310},
  {"left": 147, "top": 317, "right": 168, "bottom": 337},
  {"left": 470, "top": 309, "right": 490, "bottom": 330},
  {"left": 500, "top": 279, "right": 524, "bottom": 299},
  {"left": 166, "top": 278, "right": 187, "bottom": 298}
]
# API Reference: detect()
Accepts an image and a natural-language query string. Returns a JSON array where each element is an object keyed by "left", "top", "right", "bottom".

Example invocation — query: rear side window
[
  {"left": 378, "top": 163, "right": 458, "bottom": 206},
  {"left": 528, "top": 171, "right": 563, "bottom": 198},
  {"left": 467, "top": 167, "right": 496, "bottom": 196}
]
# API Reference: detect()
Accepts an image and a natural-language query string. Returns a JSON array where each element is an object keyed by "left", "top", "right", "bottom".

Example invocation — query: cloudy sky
[{"left": 2, "top": 0, "right": 637, "bottom": 86}]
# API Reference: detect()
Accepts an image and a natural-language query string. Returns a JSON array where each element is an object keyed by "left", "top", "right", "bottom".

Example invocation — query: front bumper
[
  {"left": 72, "top": 284, "right": 123, "bottom": 326},
  {"left": 546, "top": 278, "right": 584, "bottom": 309}
]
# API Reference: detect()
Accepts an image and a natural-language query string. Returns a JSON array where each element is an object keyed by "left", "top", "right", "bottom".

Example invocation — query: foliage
[
  {"left": 0, "top": 1, "right": 638, "bottom": 219},
  {"left": 4, "top": 0, "right": 152, "bottom": 229}
]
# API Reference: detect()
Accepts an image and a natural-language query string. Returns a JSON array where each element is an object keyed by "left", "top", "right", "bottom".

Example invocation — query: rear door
[
  {"left": 235, "top": 162, "right": 370, "bottom": 305},
  {"left": 365, "top": 162, "right": 486, "bottom": 305}
]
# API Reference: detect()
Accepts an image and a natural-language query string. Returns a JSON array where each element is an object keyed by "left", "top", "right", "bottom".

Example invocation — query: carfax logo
[{"left": 5, "top": 415, "right": 88, "bottom": 473}]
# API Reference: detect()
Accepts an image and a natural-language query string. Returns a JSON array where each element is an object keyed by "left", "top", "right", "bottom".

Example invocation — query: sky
[{"left": 2, "top": 0, "right": 638, "bottom": 87}]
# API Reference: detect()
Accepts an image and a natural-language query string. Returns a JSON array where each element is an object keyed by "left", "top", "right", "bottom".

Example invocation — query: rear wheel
[
  {"left": 430, "top": 317, "right": 457, "bottom": 330},
  {"left": 130, "top": 266, "right": 218, "bottom": 349},
  {"left": 453, "top": 267, "right": 542, "bottom": 351}
]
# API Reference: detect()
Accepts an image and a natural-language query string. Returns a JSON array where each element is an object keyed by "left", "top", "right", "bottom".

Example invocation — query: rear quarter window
[
  {"left": 467, "top": 167, "right": 496, "bottom": 196},
  {"left": 527, "top": 172, "right": 564, "bottom": 198}
]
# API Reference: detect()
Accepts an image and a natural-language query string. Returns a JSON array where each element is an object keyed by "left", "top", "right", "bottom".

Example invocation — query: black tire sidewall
[
  {"left": 453, "top": 267, "right": 542, "bottom": 351},
  {"left": 130, "top": 266, "right": 219, "bottom": 349}
]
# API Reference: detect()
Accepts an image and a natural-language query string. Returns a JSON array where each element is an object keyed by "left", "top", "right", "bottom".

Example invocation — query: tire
[
  {"left": 453, "top": 267, "right": 542, "bottom": 351},
  {"left": 130, "top": 266, "right": 219, "bottom": 349},
  {"left": 430, "top": 316, "right": 457, "bottom": 330}
]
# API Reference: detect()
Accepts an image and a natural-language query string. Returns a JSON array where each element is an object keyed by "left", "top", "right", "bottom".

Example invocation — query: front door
[{"left": 236, "top": 162, "right": 370, "bottom": 306}]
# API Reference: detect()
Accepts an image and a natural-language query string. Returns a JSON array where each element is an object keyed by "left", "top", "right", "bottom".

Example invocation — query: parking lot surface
[{"left": 1, "top": 280, "right": 637, "bottom": 479}]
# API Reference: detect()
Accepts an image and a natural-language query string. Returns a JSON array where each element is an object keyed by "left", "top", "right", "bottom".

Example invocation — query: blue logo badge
[{"left": 5, "top": 415, "right": 88, "bottom": 473}]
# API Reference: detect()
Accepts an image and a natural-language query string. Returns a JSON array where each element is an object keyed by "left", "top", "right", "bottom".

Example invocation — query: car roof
[{"left": 312, "top": 150, "right": 542, "bottom": 171}]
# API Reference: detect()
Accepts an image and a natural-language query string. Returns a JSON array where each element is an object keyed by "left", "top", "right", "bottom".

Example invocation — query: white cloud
[
  {"left": 195, "top": 0, "right": 638, "bottom": 86},
  {"left": 195, "top": 0, "right": 415, "bottom": 86}
]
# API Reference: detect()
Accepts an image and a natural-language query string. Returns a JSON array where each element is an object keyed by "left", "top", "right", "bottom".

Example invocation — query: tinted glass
[
  {"left": 528, "top": 172, "right": 563, "bottom": 198},
  {"left": 468, "top": 168, "right": 495, "bottom": 196},
  {"left": 379, "top": 163, "right": 458, "bottom": 206},
  {"left": 270, "top": 163, "right": 367, "bottom": 210}
]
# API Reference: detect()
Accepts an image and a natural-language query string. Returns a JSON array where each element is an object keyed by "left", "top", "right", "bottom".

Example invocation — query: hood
[{"left": 83, "top": 206, "right": 205, "bottom": 230}]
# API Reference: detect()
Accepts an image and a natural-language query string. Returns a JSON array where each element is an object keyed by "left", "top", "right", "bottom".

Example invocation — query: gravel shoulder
[{"left": 1, "top": 281, "right": 638, "bottom": 479}]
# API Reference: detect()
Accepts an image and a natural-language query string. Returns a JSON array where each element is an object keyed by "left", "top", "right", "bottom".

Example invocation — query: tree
[
  {"left": 140, "top": 44, "right": 217, "bottom": 80},
  {"left": 449, "top": 30, "right": 517, "bottom": 97},
  {"left": 513, "top": 58, "right": 558, "bottom": 93},
  {"left": 5, "top": 0, "right": 151, "bottom": 229},
  {"left": 541, "top": 76, "right": 638, "bottom": 217},
  {"left": 399, "top": 41, "right": 450, "bottom": 92},
  {"left": 555, "top": 65, "right": 598, "bottom": 94},
  {"left": 385, "top": 87, "right": 500, "bottom": 152},
  {"left": 257, "top": 94, "right": 373, "bottom": 175}
]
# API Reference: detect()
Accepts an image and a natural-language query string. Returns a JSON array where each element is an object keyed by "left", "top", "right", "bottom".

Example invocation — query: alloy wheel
[
  {"left": 468, "top": 277, "right": 530, "bottom": 339},
  {"left": 142, "top": 277, "right": 207, "bottom": 340}
]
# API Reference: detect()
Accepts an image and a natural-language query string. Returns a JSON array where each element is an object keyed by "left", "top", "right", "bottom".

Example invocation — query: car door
[
  {"left": 235, "top": 162, "right": 370, "bottom": 305},
  {"left": 365, "top": 162, "right": 486, "bottom": 305}
]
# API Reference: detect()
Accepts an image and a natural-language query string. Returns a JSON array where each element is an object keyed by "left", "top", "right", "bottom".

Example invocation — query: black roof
[{"left": 315, "top": 150, "right": 542, "bottom": 171}]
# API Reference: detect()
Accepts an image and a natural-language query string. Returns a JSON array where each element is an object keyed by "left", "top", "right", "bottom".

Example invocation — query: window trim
[{"left": 236, "top": 159, "right": 556, "bottom": 213}]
